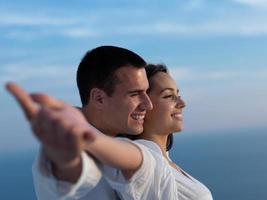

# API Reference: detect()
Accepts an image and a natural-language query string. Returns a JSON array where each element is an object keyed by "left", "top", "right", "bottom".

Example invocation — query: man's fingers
[
  {"left": 30, "top": 93, "right": 64, "bottom": 110},
  {"left": 76, "top": 124, "right": 97, "bottom": 142},
  {"left": 66, "top": 126, "right": 96, "bottom": 152},
  {"left": 83, "top": 130, "right": 97, "bottom": 142},
  {"left": 5, "top": 82, "right": 38, "bottom": 120}
]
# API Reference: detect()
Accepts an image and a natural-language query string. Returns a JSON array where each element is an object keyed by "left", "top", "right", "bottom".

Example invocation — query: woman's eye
[
  {"left": 164, "top": 95, "right": 175, "bottom": 99},
  {"left": 164, "top": 94, "right": 180, "bottom": 102},
  {"left": 164, "top": 95, "right": 172, "bottom": 98}
]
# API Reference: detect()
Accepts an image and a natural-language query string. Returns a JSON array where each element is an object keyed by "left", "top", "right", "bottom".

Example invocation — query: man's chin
[{"left": 128, "top": 127, "right": 143, "bottom": 135}]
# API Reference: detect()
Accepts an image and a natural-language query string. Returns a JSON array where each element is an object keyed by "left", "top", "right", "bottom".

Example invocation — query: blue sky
[{"left": 1, "top": 0, "right": 267, "bottom": 152}]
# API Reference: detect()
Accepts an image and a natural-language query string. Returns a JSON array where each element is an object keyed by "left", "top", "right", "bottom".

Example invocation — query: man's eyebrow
[
  {"left": 160, "top": 88, "right": 179, "bottom": 94},
  {"left": 127, "top": 89, "right": 145, "bottom": 94}
]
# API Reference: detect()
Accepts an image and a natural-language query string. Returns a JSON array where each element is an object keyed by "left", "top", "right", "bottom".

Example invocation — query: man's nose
[{"left": 141, "top": 93, "right": 153, "bottom": 111}]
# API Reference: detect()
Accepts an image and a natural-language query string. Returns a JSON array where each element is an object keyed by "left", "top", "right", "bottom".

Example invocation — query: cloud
[
  {"left": 183, "top": 0, "right": 205, "bottom": 11},
  {"left": 5, "top": 20, "right": 267, "bottom": 40},
  {"left": 0, "top": 63, "right": 75, "bottom": 87},
  {"left": 0, "top": 13, "right": 78, "bottom": 26},
  {"left": 0, "top": 11, "right": 101, "bottom": 39},
  {"left": 116, "top": 16, "right": 267, "bottom": 36},
  {"left": 169, "top": 67, "right": 267, "bottom": 81},
  {"left": 232, "top": 0, "right": 267, "bottom": 8},
  {"left": 3, "top": 62, "right": 264, "bottom": 88},
  {"left": 2, "top": 4, "right": 267, "bottom": 40},
  {"left": 66, "top": 13, "right": 267, "bottom": 37},
  {"left": 62, "top": 27, "right": 99, "bottom": 38}
]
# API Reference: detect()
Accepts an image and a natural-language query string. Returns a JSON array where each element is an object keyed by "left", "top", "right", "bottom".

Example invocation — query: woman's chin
[{"left": 173, "top": 125, "right": 183, "bottom": 133}]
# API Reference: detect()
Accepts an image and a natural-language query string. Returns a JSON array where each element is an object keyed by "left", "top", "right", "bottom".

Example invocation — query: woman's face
[{"left": 143, "top": 72, "right": 185, "bottom": 135}]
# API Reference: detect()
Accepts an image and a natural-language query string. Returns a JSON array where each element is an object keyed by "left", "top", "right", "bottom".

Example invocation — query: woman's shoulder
[
  {"left": 116, "top": 137, "right": 165, "bottom": 163},
  {"left": 116, "top": 137, "right": 162, "bottom": 154},
  {"left": 134, "top": 139, "right": 163, "bottom": 155}
]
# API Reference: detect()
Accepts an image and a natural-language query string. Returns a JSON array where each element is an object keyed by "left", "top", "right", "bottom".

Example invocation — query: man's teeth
[{"left": 132, "top": 115, "right": 145, "bottom": 120}]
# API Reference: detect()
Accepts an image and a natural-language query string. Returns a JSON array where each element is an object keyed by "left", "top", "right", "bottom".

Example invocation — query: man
[{"left": 6, "top": 46, "right": 153, "bottom": 199}]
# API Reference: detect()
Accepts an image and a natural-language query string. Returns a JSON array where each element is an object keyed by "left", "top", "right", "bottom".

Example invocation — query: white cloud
[
  {"left": 169, "top": 67, "right": 267, "bottom": 81},
  {"left": 62, "top": 28, "right": 99, "bottom": 38},
  {"left": 0, "top": 12, "right": 101, "bottom": 39},
  {"left": 116, "top": 17, "right": 267, "bottom": 37},
  {"left": 0, "top": 63, "right": 75, "bottom": 87},
  {"left": 232, "top": 0, "right": 267, "bottom": 8},
  {"left": 6, "top": 20, "right": 267, "bottom": 40},
  {"left": 183, "top": 0, "right": 205, "bottom": 11},
  {"left": 5, "top": 63, "right": 264, "bottom": 99},
  {"left": 2, "top": 4, "right": 267, "bottom": 40},
  {"left": 0, "top": 14, "right": 78, "bottom": 26},
  {"left": 3, "top": 62, "right": 265, "bottom": 86}
]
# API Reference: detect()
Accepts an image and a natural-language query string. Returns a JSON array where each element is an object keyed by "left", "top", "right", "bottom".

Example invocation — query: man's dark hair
[
  {"left": 145, "top": 64, "right": 173, "bottom": 151},
  {"left": 77, "top": 46, "right": 146, "bottom": 106}
]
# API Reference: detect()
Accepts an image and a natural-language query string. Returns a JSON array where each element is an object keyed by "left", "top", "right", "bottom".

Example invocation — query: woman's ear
[{"left": 89, "top": 88, "right": 106, "bottom": 108}]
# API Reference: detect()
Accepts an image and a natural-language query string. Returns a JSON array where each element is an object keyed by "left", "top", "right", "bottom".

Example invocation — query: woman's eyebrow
[{"left": 160, "top": 88, "right": 179, "bottom": 94}]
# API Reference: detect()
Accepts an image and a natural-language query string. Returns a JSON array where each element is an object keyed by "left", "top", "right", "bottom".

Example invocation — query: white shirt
[
  {"left": 104, "top": 139, "right": 213, "bottom": 200},
  {"left": 32, "top": 139, "right": 213, "bottom": 200},
  {"left": 32, "top": 150, "right": 118, "bottom": 200}
]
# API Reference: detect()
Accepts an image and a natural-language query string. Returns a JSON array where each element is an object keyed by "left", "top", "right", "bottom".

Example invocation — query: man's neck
[{"left": 82, "top": 107, "right": 117, "bottom": 137}]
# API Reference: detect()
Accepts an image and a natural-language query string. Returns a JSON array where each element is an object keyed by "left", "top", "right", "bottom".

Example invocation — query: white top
[
  {"left": 104, "top": 139, "right": 213, "bottom": 200},
  {"left": 32, "top": 139, "right": 213, "bottom": 200}
]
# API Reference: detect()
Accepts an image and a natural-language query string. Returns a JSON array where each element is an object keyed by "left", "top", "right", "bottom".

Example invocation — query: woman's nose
[{"left": 175, "top": 96, "right": 186, "bottom": 108}]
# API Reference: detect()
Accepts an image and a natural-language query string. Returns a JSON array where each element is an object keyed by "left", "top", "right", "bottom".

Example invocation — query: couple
[{"left": 7, "top": 46, "right": 213, "bottom": 200}]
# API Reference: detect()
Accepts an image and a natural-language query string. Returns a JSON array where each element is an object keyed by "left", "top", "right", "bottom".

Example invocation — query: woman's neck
[{"left": 139, "top": 133, "right": 169, "bottom": 159}]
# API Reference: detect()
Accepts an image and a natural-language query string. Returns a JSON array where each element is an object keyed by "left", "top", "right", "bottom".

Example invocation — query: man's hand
[{"left": 6, "top": 82, "right": 96, "bottom": 182}]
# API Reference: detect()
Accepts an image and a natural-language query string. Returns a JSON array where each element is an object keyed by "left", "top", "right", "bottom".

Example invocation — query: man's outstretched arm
[{"left": 6, "top": 82, "right": 95, "bottom": 183}]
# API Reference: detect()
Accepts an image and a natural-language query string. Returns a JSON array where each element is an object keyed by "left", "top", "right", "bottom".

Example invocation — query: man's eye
[{"left": 130, "top": 93, "right": 139, "bottom": 97}]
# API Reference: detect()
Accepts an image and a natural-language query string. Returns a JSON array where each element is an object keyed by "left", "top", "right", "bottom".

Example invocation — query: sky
[{"left": 1, "top": 0, "right": 267, "bottom": 152}]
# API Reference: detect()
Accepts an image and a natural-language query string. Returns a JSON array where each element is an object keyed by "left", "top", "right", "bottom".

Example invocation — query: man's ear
[{"left": 89, "top": 88, "right": 107, "bottom": 108}]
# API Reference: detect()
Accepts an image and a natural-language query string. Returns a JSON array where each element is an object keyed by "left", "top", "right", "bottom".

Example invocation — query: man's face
[{"left": 102, "top": 66, "right": 153, "bottom": 136}]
